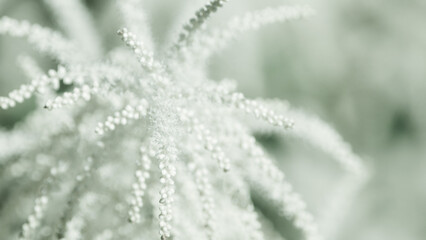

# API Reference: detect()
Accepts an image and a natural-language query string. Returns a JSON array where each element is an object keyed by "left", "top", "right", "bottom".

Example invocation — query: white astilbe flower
[
  {"left": 128, "top": 144, "right": 152, "bottom": 224},
  {"left": 44, "top": 83, "right": 99, "bottom": 110},
  {"left": 188, "top": 162, "right": 216, "bottom": 240},
  {"left": 0, "top": 1, "right": 368, "bottom": 240},
  {"left": 0, "top": 65, "right": 65, "bottom": 109},
  {"left": 95, "top": 99, "right": 149, "bottom": 136},
  {"left": 178, "top": 107, "right": 231, "bottom": 172},
  {"left": 154, "top": 136, "right": 178, "bottom": 239},
  {"left": 16, "top": 55, "right": 59, "bottom": 108}
]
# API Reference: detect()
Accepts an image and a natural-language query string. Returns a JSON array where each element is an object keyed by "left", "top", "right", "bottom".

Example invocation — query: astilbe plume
[{"left": 0, "top": 1, "right": 367, "bottom": 240}]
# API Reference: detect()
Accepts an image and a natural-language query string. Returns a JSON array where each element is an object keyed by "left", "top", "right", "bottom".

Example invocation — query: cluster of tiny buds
[
  {"left": 240, "top": 135, "right": 284, "bottom": 182},
  {"left": 44, "top": 83, "right": 98, "bottom": 110},
  {"left": 128, "top": 146, "right": 152, "bottom": 223},
  {"left": 0, "top": 65, "right": 68, "bottom": 110},
  {"left": 156, "top": 138, "right": 177, "bottom": 239},
  {"left": 178, "top": 0, "right": 230, "bottom": 44},
  {"left": 226, "top": 92, "right": 294, "bottom": 129},
  {"left": 178, "top": 108, "right": 230, "bottom": 172},
  {"left": 117, "top": 28, "right": 163, "bottom": 72},
  {"left": 19, "top": 196, "right": 49, "bottom": 240},
  {"left": 0, "top": 88, "right": 30, "bottom": 109},
  {"left": 47, "top": 65, "right": 73, "bottom": 88},
  {"left": 95, "top": 99, "right": 149, "bottom": 135},
  {"left": 189, "top": 163, "right": 215, "bottom": 240}
]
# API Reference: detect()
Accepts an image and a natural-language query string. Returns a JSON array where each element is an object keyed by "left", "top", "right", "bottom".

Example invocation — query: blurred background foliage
[{"left": 0, "top": 0, "right": 425, "bottom": 239}]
